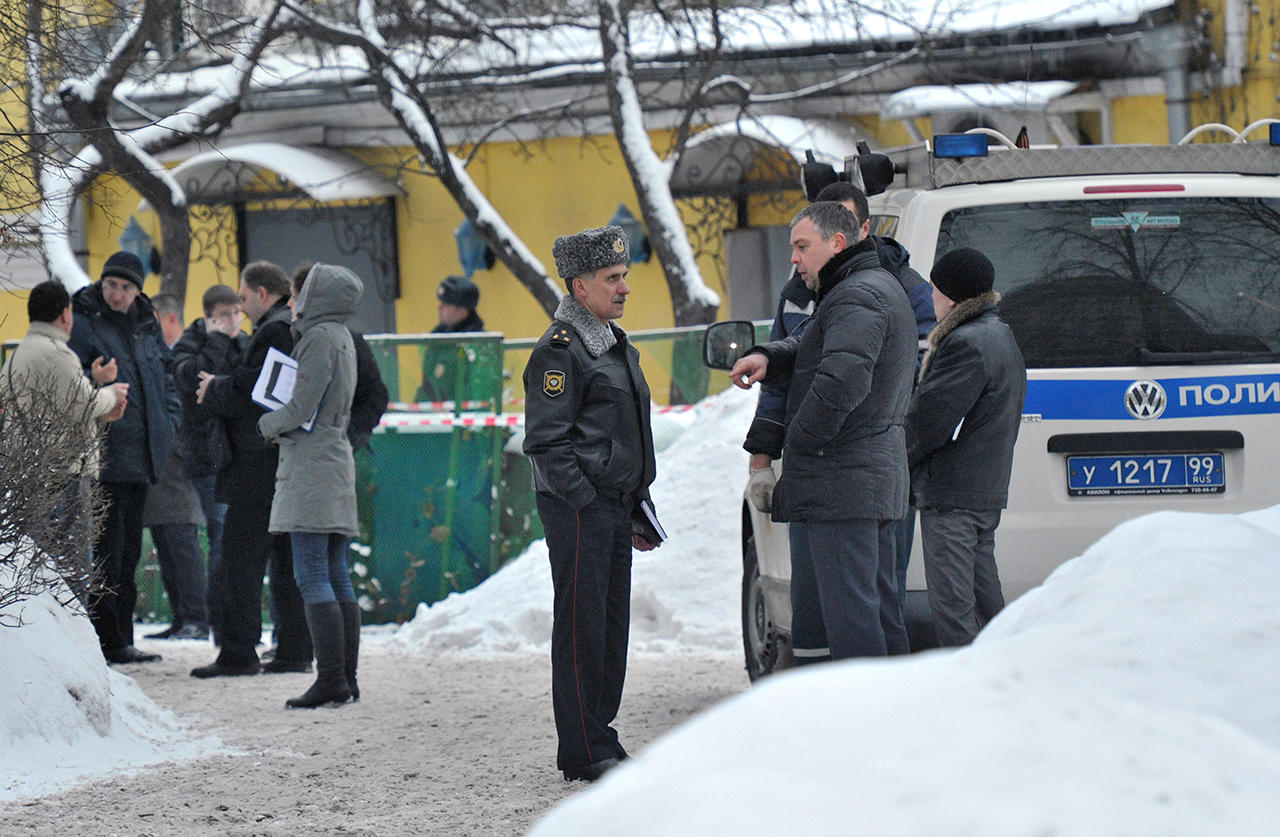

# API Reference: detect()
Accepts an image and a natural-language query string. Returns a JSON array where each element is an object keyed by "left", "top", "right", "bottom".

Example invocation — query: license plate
[{"left": 1067, "top": 453, "right": 1225, "bottom": 496}]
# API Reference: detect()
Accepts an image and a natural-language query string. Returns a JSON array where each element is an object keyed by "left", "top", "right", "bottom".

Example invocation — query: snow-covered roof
[
  {"left": 136, "top": 143, "right": 402, "bottom": 209},
  {"left": 881, "top": 81, "right": 1080, "bottom": 119},
  {"left": 119, "top": 0, "right": 1177, "bottom": 105}
]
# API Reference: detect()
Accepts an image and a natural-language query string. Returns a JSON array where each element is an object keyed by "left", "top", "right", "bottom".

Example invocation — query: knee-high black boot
[
  {"left": 285, "top": 602, "right": 351, "bottom": 709},
  {"left": 339, "top": 601, "right": 361, "bottom": 702}
]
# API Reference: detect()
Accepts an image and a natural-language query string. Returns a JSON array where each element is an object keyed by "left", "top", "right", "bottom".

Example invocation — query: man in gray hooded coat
[{"left": 259, "top": 263, "right": 363, "bottom": 709}]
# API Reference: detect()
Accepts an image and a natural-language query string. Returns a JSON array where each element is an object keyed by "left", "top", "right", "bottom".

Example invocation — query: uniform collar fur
[
  {"left": 919, "top": 290, "right": 1000, "bottom": 381},
  {"left": 555, "top": 295, "right": 618, "bottom": 359}
]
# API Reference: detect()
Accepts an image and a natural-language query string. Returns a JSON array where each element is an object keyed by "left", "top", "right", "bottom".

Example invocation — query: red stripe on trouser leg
[{"left": 571, "top": 508, "right": 592, "bottom": 763}]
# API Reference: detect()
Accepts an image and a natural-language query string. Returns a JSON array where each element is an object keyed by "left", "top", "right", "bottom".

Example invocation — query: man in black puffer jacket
[
  {"left": 906, "top": 248, "right": 1026, "bottom": 647},
  {"left": 68, "top": 251, "right": 183, "bottom": 664},
  {"left": 730, "top": 202, "right": 917, "bottom": 661}
]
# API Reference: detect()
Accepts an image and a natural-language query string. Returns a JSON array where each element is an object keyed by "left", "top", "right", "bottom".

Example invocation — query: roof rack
[{"left": 859, "top": 121, "right": 1280, "bottom": 191}]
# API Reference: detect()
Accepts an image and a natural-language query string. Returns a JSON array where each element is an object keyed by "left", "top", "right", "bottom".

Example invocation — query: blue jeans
[
  {"left": 789, "top": 518, "right": 908, "bottom": 660},
  {"left": 290, "top": 532, "right": 356, "bottom": 605}
]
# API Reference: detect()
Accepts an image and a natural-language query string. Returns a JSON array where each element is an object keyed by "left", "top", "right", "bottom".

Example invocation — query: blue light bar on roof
[
  {"left": 933, "top": 134, "right": 989, "bottom": 158},
  {"left": 1271, "top": 122, "right": 1280, "bottom": 146}
]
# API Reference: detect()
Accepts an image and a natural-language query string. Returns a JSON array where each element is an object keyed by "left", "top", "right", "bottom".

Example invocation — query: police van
[{"left": 706, "top": 121, "right": 1280, "bottom": 679}]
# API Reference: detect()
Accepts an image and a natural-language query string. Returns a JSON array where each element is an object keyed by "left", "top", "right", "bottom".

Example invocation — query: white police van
[{"left": 706, "top": 121, "right": 1280, "bottom": 679}]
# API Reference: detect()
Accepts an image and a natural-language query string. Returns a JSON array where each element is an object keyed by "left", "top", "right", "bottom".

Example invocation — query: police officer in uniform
[{"left": 523, "top": 225, "right": 660, "bottom": 782}]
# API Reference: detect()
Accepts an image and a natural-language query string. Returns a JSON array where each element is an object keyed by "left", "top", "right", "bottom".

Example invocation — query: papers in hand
[
  {"left": 252, "top": 347, "right": 318, "bottom": 432},
  {"left": 635, "top": 498, "right": 667, "bottom": 544}
]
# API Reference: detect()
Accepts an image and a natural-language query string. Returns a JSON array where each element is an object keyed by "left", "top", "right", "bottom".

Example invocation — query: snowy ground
[
  {"left": 531, "top": 504, "right": 1280, "bottom": 835},
  {"left": 4, "top": 383, "right": 1279, "bottom": 835},
  {"left": 0, "top": 586, "right": 219, "bottom": 801},
  {"left": 379, "top": 386, "right": 755, "bottom": 657},
  {"left": 0, "top": 387, "right": 758, "bottom": 829}
]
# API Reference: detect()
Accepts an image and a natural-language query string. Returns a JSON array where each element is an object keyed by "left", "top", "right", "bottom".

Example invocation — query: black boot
[
  {"left": 339, "top": 601, "right": 362, "bottom": 702},
  {"left": 285, "top": 602, "right": 351, "bottom": 709}
]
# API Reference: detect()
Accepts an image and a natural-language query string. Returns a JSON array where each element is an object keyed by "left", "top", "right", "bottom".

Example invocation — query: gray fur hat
[{"left": 552, "top": 225, "right": 630, "bottom": 280}]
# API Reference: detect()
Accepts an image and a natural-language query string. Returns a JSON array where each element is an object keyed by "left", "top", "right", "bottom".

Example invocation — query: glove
[{"left": 746, "top": 466, "right": 776, "bottom": 513}]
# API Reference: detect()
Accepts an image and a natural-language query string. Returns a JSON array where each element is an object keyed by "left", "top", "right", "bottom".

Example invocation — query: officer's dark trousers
[
  {"left": 88, "top": 481, "right": 148, "bottom": 653},
  {"left": 212, "top": 468, "right": 311, "bottom": 665},
  {"left": 789, "top": 518, "right": 908, "bottom": 660},
  {"left": 537, "top": 491, "right": 632, "bottom": 771}
]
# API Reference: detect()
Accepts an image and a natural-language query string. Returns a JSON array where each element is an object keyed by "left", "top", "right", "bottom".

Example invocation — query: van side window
[{"left": 870, "top": 215, "right": 899, "bottom": 238}]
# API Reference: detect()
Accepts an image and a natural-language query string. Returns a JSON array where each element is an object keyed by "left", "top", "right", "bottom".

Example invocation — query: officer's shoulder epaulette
[{"left": 544, "top": 322, "right": 573, "bottom": 348}]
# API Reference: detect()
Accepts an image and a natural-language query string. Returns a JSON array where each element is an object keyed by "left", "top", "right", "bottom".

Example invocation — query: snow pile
[
  {"left": 530, "top": 506, "right": 1280, "bottom": 835},
  {"left": 377, "top": 385, "right": 755, "bottom": 656},
  {"left": 0, "top": 587, "right": 218, "bottom": 801}
]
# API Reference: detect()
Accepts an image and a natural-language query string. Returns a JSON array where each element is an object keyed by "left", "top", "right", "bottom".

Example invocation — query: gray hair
[{"left": 791, "top": 201, "right": 860, "bottom": 243}]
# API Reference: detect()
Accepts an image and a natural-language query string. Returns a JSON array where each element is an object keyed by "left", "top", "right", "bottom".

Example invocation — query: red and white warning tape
[
  {"left": 387, "top": 400, "right": 495, "bottom": 412},
  {"left": 377, "top": 402, "right": 700, "bottom": 431}
]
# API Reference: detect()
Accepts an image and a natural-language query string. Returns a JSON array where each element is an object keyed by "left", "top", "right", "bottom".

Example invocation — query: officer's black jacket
[{"left": 522, "top": 318, "right": 656, "bottom": 510}]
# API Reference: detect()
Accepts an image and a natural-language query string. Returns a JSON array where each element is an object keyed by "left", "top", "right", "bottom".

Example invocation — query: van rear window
[{"left": 936, "top": 198, "right": 1280, "bottom": 368}]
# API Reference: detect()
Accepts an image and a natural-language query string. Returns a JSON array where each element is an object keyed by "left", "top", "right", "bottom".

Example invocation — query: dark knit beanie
[
  {"left": 552, "top": 225, "right": 629, "bottom": 280},
  {"left": 101, "top": 250, "right": 146, "bottom": 289},
  {"left": 931, "top": 248, "right": 994, "bottom": 303},
  {"left": 437, "top": 274, "right": 479, "bottom": 309}
]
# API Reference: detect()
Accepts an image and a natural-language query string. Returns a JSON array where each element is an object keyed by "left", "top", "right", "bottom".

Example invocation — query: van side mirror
[{"left": 703, "top": 321, "right": 757, "bottom": 370}]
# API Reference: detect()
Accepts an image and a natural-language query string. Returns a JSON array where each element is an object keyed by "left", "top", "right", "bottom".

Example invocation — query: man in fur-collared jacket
[
  {"left": 523, "top": 225, "right": 658, "bottom": 784},
  {"left": 905, "top": 248, "right": 1027, "bottom": 647}
]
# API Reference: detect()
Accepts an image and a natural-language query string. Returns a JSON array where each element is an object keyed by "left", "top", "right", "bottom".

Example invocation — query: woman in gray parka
[{"left": 258, "top": 263, "right": 363, "bottom": 709}]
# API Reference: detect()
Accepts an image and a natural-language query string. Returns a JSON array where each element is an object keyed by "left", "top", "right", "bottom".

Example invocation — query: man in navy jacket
[{"left": 69, "top": 251, "right": 182, "bottom": 664}]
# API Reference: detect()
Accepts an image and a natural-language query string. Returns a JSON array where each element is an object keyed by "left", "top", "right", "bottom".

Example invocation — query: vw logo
[{"left": 1124, "top": 380, "right": 1167, "bottom": 420}]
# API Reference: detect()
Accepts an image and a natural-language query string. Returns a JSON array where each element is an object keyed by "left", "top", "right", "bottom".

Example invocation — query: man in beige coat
[{"left": 1, "top": 280, "right": 129, "bottom": 610}]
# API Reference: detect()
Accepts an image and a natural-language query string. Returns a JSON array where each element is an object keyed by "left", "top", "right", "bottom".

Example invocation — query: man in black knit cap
[
  {"left": 905, "top": 247, "right": 1026, "bottom": 647},
  {"left": 68, "top": 250, "right": 182, "bottom": 664}
]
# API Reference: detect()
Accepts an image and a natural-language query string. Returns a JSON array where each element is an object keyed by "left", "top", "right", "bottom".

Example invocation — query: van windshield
[{"left": 937, "top": 197, "right": 1280, "bottom": 368}]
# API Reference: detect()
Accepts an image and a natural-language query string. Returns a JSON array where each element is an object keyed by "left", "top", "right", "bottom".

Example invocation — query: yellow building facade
[{"left": 2, "top": 0, "right": 1276, "bottom": 350}]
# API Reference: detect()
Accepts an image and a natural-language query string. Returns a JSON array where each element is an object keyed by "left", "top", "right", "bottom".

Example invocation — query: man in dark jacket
[
  {"left": 416, "top": 274, "right": 485, "bottom": 405},
  {"left": 906, "top": 248, "right": 1027, "bottom": 647},
  {"left": 68, "top": 250, "right": 183, "bottom": 664},
  {"left": 745, "top": 183, "right": 937, "bottom": 625},
  {"left": 169, "top": 284, "right": 246, "bottom": 639},
  {"left": 190, "top": 262, "right": 312, "bottom": 678},
  {"left": 523, "top": 225, "right": 659, "bottom": 783},
  {"left": 730, "top": 202, "right": 917, "bottom": 660}
]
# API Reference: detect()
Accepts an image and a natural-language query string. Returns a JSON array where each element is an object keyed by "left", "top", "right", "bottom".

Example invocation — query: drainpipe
[
  {"left": 1142, "top": 24, "right": 1194, "bottom": 143},
  {"left": 1220, "top": 0, "right": 1247, "bottom": 87}
]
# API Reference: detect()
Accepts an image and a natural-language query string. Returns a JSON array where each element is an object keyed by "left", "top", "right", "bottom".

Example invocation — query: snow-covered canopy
[
  {"left": 881, "top": 80, "right": 1080, "bottom": 119},
  {"left": 672, "top": 115, "right": 862, "bottom": 194},
  {"left": 136, "top": 143, "right": 402, "bottom": 211}
]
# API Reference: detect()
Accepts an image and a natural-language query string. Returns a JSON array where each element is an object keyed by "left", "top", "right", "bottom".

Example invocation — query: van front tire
[{"left": 742, "top": 534, "right": 790, "bottom": 681}]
